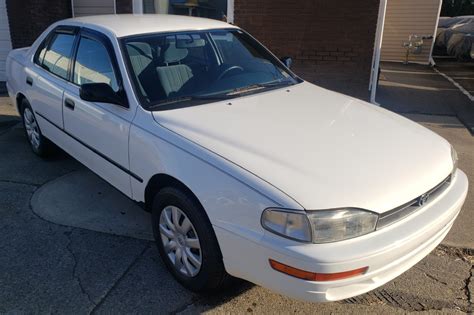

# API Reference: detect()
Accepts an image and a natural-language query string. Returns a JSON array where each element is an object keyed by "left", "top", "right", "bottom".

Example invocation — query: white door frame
[{"left": 369, "top": 0, "right": 388, "bottom": 104}]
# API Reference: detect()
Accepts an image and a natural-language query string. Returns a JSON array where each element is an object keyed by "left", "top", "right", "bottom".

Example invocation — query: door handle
[
  {"left": 26, "top": 77, "right": 33, "bottom": 86},
  {"left": 64, "top": 98, "right": 75, "bottom": 110}
]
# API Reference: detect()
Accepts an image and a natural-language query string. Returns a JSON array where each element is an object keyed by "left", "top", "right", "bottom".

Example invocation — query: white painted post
[
  {"left": 227, "top": 0, "right": 234, "bottom": 24},
  {"left": 369, "top": 0, "right": 388, "bottom": 105},
  {"left": 71, "top": 0, "right": 75, "bottom": 17},
  {"left": 133, "top": 0, "right": 143, "bottom": 14},
  {"left": 429, "top": 0, "right": 443, "bottom": 66}
]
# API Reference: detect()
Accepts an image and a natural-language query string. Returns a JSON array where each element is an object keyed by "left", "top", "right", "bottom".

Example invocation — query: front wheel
[{"left": 152, "top": 187, "right": 230, "bottom": 292}]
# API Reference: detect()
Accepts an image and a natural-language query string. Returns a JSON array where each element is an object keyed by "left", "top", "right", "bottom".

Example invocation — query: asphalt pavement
[
  {"left": 0, "top": 86, "right": 473, "bottom": 313},
  {"left": 377, "top": 61, "right": 474, "bottom": 134},
  {"left": 434, "top": 60, "right": 474, "bottom": 95}
]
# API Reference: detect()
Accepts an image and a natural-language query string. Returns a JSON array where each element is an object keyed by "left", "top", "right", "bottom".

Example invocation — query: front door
[{"left": 63, "top": 29, "right": 136, "bottom": 197}]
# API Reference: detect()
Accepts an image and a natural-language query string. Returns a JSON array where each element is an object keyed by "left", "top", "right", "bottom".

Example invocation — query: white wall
[{"left": 0, "top": 0, "right": 13, "bottom": 82}]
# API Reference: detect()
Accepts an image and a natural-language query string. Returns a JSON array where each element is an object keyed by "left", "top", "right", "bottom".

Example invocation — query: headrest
[
  {"left": 127, "top": 42, "right": 153, "bottom": 58},
  {"left": 163, "top": 41, "right": 188, "bottom": 64}
]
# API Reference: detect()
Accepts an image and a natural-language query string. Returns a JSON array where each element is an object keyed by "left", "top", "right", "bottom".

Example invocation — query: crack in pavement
[
  {"left": 90, "top": 244, "right": 150, "bottom": 314},
  {"left": 438, "top": 244, "right": 474, "bottom": 312},
  {"left": 423, "top": 272, "right": 448, "bottom": 286},
  {"left": 0, "top": 179, "right": 40, "bottom": 187},
  {"left": 414, "top": 266, "right": 448, "bottom": 286},
  {"left": 64, "top": 229, "right": 96, "bottom": 308},
  {"left": 465, "top": 265, "right": 473, "bottom": 313}
]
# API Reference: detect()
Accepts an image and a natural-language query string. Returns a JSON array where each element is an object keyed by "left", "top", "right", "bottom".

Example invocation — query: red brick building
[{"left": 233, "top": 1, "right": 381, "bottom": 99}]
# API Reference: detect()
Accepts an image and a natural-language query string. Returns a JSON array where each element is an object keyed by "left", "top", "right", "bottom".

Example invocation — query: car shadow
[{"left": 189, "top": 279, "right": 255, "bottom": 311}]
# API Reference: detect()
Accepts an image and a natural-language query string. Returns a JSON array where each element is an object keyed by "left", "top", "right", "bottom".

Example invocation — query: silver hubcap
[
  {"left": 159, "top": 206, "right": 202, "bottom": 277},
  {"left": 23, "top": 108, "right": 40, "bottom": 150}
]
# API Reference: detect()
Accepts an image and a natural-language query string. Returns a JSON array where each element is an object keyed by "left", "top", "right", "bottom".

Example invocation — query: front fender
[{"left": 129, "top": 108, "right": 303, "bottom": 241}]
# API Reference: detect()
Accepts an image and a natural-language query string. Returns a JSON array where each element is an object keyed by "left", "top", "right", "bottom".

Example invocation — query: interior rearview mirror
[
  {"left": 79, "top": 83, "right": 128, "bottom": 107},
  {"left": 280, "top": 57, "right": 293, "bottom": 69},
  {"left": 176, "top": 38, "right": 206, "bottom": 48}
]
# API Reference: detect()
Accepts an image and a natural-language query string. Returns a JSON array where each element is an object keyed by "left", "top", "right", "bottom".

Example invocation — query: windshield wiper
[
  {"left": 149, "top": 80, "right": 296, "bottom": 109},
  {"left": 149, "top": 94, "right": 232, "bottom": 109},
  {"left": 259, "top": 79, "right": 295, "bottom": 88},
  {"left": 226, "top": 80, "right": 295, "bottom": 96}
]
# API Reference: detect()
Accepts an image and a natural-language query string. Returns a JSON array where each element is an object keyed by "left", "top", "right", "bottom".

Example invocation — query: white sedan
[{"left": 6, "top": 15, "right": 468, "bottom": 302}]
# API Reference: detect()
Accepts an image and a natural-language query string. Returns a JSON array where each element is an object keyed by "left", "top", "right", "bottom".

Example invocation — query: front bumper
[{"left": 215, "top": 169, "right": 468, "bottom": 302}]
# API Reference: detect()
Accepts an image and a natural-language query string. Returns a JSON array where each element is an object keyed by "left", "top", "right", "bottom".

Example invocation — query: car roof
[{"left": 62, "top": 14, "right": 238, "bottom": 38}]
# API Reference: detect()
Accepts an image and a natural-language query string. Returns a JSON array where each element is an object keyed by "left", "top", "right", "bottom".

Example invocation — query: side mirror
[
  {"left": 280, "top": 57, "right": 293, "bottom": 69},
  {"left": 79, "top": 83, "right": 128, "bottom": 107}
]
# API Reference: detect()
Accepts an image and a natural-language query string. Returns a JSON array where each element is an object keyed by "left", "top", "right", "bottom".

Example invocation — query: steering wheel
[{"left": 217, "top": 65, "right": 244, "bottom": 81}]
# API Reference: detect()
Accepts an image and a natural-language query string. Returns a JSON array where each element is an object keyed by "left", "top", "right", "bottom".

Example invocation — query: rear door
[
  {"left": 30, "top": 26, "right": 79, "bottom": 129},
  {"left": 62, "top": 28, "right": 136, "bottom": 197}
]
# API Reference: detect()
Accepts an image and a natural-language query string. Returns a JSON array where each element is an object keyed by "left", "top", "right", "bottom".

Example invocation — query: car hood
[{"left": 152, "top": 82, "right": 453, "bottom": 213}]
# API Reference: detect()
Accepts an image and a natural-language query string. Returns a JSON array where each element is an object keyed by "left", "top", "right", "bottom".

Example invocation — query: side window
[
  {"left": 41, "top": 33, "right": 76, "bottom": 80},
  {"left": 73, "top": 37, "right": 119, "bottom": 92},
  {"left": 34, "top": 36, "right": 50, "bottom": 66}
]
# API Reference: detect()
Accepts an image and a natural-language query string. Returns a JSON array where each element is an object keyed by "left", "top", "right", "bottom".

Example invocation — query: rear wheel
[
  {"left": 20, "top": 99, "right": 54, "bottom": 157},
  {"left": 152, "top": 187, "right": 230, "bottom": 292}
]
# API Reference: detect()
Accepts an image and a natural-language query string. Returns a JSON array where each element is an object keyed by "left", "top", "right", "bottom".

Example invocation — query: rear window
[{"left": 36, "top": 32, "right": 76, "bottom": 80}]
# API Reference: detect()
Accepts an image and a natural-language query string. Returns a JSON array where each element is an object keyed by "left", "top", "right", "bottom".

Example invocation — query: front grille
[{"left": 376, "top": 175, "right": 452, "bottom": 229}]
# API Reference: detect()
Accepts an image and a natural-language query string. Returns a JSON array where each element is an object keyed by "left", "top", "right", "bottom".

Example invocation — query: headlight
[
  {"left": 261, "top": 208, "right": 378, "bottom": 243},
  {"left": 261, "top": 209, "right": 312, "bottom": 242},
  {"left": 306, "top": 209, "right": 378, "bottom": 243},
  {"left": 451, "top": 145, "right": 458, "bottom": 177}
]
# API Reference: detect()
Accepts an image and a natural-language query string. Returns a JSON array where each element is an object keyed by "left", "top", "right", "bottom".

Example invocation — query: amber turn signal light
[{"left": 269, "top": 259, "right": 368, "bottom": 282}]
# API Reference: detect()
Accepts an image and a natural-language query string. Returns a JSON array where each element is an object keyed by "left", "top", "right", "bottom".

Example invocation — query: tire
[
  {"left": 152, "top": 186, "right": 230, "bottom": 293},
  {"left": 20, "top": 99, "right": 55, "bottom": 157}
]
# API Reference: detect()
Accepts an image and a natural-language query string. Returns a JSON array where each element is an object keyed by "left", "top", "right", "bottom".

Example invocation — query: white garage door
[
  {"left": 0, "top": 0, "right": 13, "bottom": 82},
  {"left": 73, "top": 0, "right": 116, "bottom": 17}
]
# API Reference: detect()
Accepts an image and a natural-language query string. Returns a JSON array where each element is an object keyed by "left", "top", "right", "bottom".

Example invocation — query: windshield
[{"left": 121, "top": 29, "right": 299, "bottom": 109}]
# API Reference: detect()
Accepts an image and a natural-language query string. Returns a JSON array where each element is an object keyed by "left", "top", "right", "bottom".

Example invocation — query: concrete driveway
[{"left": 0, "top": 93, "right": 473, "bottom": 314}]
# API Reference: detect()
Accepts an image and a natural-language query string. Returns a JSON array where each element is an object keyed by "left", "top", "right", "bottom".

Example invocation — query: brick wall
[
  {"left": 6, "top": 0, "right": 72, "bottom": 49},
  {"left": 234, "top": 0, "right": 380, "bottom": 100},
  {"left": 116, "top": 0, "right": 133, "bottom": 14}
]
